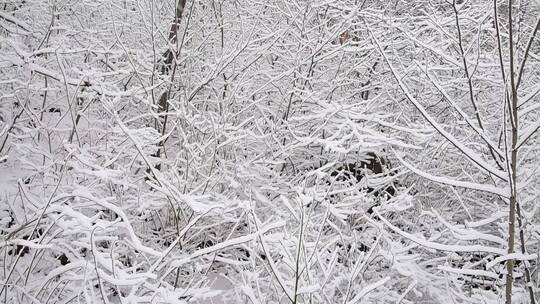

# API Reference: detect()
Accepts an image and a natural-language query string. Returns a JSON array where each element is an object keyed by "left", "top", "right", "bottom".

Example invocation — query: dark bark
[{"left": 153, "top": 0, "right": 188, "bottom": 171}]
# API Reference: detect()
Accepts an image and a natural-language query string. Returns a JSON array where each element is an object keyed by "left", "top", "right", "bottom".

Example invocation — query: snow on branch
[
  {"left": 370, "top": 31, "right": 508, "bottom": 182},
  {"left": 396, "top": 154, "right": 509, "bottom": 198}
]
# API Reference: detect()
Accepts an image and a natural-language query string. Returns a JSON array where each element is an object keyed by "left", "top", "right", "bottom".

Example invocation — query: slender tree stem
[{"left": 505, "top": 0, "right": 518, "bottom": 303}]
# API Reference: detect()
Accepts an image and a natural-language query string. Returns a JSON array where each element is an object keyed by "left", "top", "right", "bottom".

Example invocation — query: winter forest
[{"left": 0, "top": 0, "right": 539, "bottom": 303}]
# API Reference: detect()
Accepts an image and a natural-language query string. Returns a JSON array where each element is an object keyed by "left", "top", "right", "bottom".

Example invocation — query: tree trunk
[
  {"left": 153, "top": 0, "right": 188, "bottom": 170},
  {"left": 505, "top": 0, "right": 517, "bottom": 303}
]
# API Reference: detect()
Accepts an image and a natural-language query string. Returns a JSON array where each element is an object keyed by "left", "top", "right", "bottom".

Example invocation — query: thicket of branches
[{"left": 1, "top": 0, "right": 539, "bottom": 303}]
